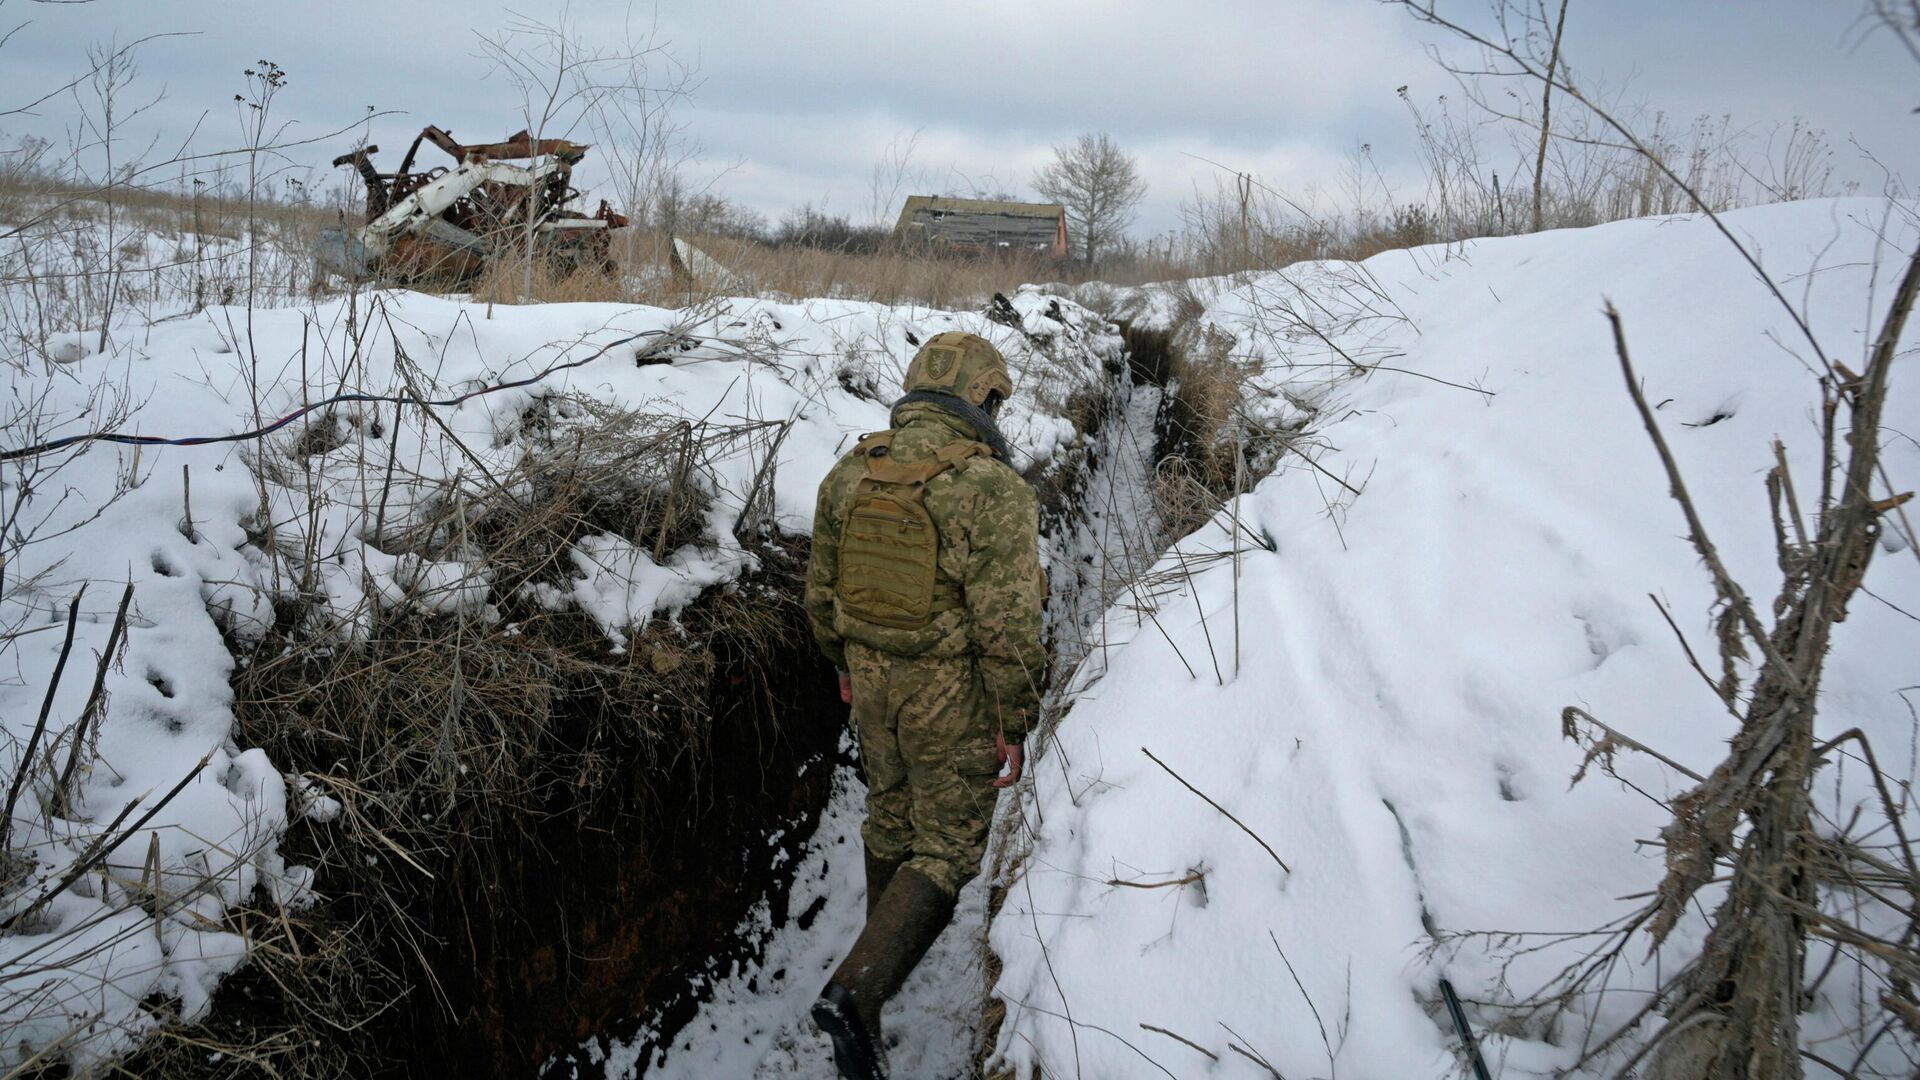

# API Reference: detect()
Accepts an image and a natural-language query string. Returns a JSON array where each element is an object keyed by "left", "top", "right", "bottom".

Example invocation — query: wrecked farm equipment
[{"left": 316, "top": 125, "right": 629, "bottom": 286}]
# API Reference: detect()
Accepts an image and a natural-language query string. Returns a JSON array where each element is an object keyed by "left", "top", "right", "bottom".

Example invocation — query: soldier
[{"left": 804, "top": 331, "right": 1046, "bottom": 1079}]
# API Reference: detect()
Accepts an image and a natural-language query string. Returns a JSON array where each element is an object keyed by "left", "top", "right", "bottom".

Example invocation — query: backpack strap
[
  {"left": 859, "top": 435, "right": 987, "bottom": 486},
  {"left": 934, "top": 440, "right": 993, "bottom": 466},
  {"left": 863, "top": 455, "right": 950, "bottom": 486},
  {"left": 855, "top": 430, "right": 944, "bottom": 485}
]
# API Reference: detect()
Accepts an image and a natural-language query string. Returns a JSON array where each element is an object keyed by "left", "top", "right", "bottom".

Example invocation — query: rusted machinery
[{"left": 316, "top": 125, "right": 629, "bottom": 285}]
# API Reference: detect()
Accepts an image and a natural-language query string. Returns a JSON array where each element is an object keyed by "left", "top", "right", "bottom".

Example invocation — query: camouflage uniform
[{"left": 805, "top": 394, "right": 1046, "bottom": 898}]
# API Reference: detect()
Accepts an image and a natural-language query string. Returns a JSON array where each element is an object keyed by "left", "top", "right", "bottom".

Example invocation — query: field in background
[{"left": 2, "top": 86, "right": 1864, "bottom": 333}]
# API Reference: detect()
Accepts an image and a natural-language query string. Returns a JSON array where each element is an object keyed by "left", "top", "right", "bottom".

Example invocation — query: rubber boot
[
  {"left": 812, "top": 867, "right": 956, "bottom": 1080},
  {"left": 864, "top": 848, "right": 905, "bottom": 918}
]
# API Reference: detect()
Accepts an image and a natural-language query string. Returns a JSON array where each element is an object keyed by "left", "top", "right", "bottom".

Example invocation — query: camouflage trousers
[{"left": 845, "top": 642, "right": 1004, "bottom": 898}]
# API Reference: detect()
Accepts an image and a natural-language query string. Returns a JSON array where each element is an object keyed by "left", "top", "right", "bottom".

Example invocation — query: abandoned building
[{"left": 892, "top": 196, "right": 1069, "bottom": 258}]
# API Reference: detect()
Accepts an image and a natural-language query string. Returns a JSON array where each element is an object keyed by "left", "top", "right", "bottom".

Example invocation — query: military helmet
[{"left": 901, "top": 332, "right": 1014, "bottom": 409}]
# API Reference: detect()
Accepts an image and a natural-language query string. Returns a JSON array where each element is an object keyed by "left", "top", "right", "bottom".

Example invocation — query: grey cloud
[{"left": 4, "top": 0, "right": 1914, "bottom": 244}]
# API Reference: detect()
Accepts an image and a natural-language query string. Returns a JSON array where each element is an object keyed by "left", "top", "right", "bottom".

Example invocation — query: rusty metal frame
[{"left": 321, "top": 124, "right": 628, "bottom": 285}]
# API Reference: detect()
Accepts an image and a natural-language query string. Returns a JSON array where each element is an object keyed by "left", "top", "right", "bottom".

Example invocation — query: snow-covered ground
[
  {"left": 8, "top": 196, "right": 1917, "bottom": 1078},
  {"left": 0, "top": 224, "right": 1118, "bottom": 1071},
  {"left": 991, "top": 199, "right": 1920, "bottom": 1077}
]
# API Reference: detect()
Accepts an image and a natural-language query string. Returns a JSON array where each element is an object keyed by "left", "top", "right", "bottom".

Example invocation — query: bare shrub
[
  {"left": 1169, "top": 68, "right": 1851, "bottom": 286},
  {"left": 183, "top": 396, "right": 806, "bottom": 1070}
]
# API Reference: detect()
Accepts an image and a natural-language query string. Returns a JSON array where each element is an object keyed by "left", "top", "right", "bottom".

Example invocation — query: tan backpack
[{"left": 835, "top": 432, "right": 988, "bottom": 630}]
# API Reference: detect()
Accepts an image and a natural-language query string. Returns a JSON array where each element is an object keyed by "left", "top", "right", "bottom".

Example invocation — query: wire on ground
[{"left": 1, "top": 329, "right": 685, "bottom": 464}]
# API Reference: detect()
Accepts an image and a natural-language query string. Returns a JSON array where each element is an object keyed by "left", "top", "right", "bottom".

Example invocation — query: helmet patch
[{"left": 926, "top": 347, "right": 959, "bottom": 382}]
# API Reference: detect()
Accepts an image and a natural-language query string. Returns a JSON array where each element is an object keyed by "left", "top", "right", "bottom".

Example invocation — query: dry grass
[
  {"left": 647, "top": 231, "right": 1070, "bottom": 309},
  {"left": 109, "top": 397, "right": 813, "bottom": 1076},
  {"left": 111, "top": 901, "right": 385, "bottom": 1080},
  {"left": 1144, "top": 318, "right": 1283, "bottom": 535},
  {"left": 470, "top": 254, "right": 630, "bottom": 305},
  {"left": 1, "top": 173, "right": 345, "bottom": 341},
  {"left": 0, "top": 176, "right": 1511, "bottom": 319},
  {"left": 0, "top": 172, "right": 337, "bottom": 233}
]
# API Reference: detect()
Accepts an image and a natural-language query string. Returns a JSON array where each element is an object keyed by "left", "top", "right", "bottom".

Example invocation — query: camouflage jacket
[{"left": 805, "top": 402, "right": 1046, "bottom": 740}]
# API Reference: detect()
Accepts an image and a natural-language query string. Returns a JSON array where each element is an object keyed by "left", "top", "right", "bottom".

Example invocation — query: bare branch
[{"left": 1141, "top": 745, "right": 1291, "bottom": 873}]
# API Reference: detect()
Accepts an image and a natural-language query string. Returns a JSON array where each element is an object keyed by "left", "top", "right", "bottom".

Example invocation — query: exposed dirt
[
  {"left": 452, "top": 621, "right": 846, "bottom": 1075},
  {"left": 121, "top": 550, "right": 847, "bottom": 1080}
]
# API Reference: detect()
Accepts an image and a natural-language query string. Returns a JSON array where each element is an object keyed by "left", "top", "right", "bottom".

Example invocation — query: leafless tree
[
  {"left": 72, "top": 37, "right": 163, "bottom": 353},
  {"left": 1032, "top": 131, "right": 1147, "bottom": 266},
  {"left": 1860, "top": 0, "right": 1920, "bottom": 66},
  {"left": 581, "top": 9, "right": 700, "bottom": 288},
  {"left": 474, "top": 10, "right": 695, "bottom": 301},
  {"left": 1530, "top": 0, "right": 1570, "bottom": 232},
  {"left": 867, "top": 126, "right": 925, "bottom": 229}
]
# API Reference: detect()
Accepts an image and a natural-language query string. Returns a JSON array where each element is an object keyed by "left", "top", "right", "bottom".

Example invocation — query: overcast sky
[{"left": 4, "top": 1, "right": 1916, "bottom": 238}]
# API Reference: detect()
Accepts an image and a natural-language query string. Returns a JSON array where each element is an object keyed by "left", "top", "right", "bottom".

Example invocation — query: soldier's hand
[
  {"left": 993, "top": 731, "right": 1024, "bottom": 789},
  {"left": 838, "top": 670, "right": 853, "bottom": 705}
]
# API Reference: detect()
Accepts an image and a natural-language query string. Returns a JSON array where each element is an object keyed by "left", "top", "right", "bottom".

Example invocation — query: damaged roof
[{"left": 894, "top": 196, "right": 1068, "bottom": 255}]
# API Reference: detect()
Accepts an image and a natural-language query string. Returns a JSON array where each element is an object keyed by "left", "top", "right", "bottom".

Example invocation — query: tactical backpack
[{"left": 835, "top": 431, "right": 989, "bottom": 630}]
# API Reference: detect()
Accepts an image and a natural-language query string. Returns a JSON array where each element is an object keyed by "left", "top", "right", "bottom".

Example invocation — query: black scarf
[{"left": 889, "top": 390, "right": 1014, "bottom": 463}]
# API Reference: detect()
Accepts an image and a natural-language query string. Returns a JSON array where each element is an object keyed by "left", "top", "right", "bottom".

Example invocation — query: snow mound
[{"left": 992, "top": 199, "right": 1920, "bottom": 1077}]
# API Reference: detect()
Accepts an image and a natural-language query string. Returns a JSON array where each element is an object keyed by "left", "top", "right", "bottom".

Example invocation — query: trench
[
  {"left": 345, "top": 624, "right": 851, "bottom": 1077},
  {"left": 394, "top": 578, "right": 851, "bottom": 1077},
  {"left": 133, "top": 314, "right": 1203, "bottom": 1080},
  {"left": 1046, "top": 321, "right": 1188, "bottom": 657},
  {"left": 459, "top": 623, "right": 850, "bottom": 1077},
  {"left": 130, "top": 550, "right": 849, "bottom": 1079},
  {"left": 535, "top": 316, "right": 1199, "bottom": 1078}
]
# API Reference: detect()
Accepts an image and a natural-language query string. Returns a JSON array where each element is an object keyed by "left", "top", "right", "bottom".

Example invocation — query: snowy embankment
[
  {"left": 992, "top": 199, "right": 1920, "bottom": 1078},
  {"left": 0, "top": 242, "right": 1116, "bottom": 1070}
]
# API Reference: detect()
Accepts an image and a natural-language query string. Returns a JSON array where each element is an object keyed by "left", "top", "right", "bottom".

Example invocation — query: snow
[
  {"left": 9, "top": 194, "right": 1918, "bottom": 1077},
  {"left": 546, "top": 535, "right": 755, "bottom": 651},
  {"left": 0, "top": 218, "right": 1117, "bottom": 1072},
  {"left": 991, "top": 199, "right": 1920, "bottom": 1077},
  {"left": 576, "top": 759, "right": 995, "bottom": 1080}
]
